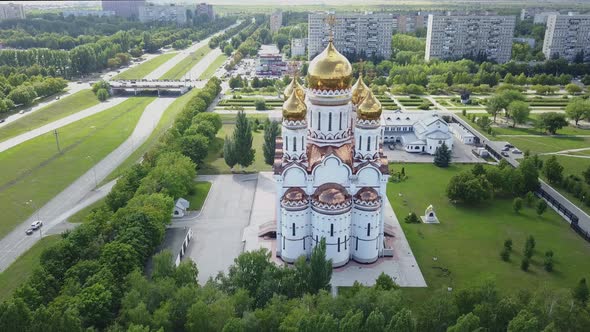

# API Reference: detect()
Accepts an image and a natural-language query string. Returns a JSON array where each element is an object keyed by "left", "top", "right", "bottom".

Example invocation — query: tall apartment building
[
  {"left": 196, "top": 3, "right": 214, "bottom": 21},
  {"left": 139, "top": 4, "right": 190, "bottom": 25},
  {"left": 533, "top": 11, "right": 560, "bottom": 24},
  {"left": 308, "top": 12, "right": 394, "bottom": 60},
  {"left": 543, "top": 14, "right": 590, "bottom": 62},
  {"left": 397, "top": 14, "right": 426, "bottom": 33},
  {"left": 270, "top": 10, "right": 283, "bottom": 34},
  {"left": 63, "top": 10, "right": 115, "bottom": 18},
  {"left": 101, "top": 0, "right": 145, "bottom": 19},
  {"left": 291, "top": 38, "right": 307, "bottom": 57},
  {"left": 425, "top": 14, "right": 516, "bottom": 64},
  {"left": 0, "top": 3, "right": 25, "bottom": 21}
]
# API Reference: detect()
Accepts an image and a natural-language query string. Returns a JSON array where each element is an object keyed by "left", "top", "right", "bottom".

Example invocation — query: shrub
[
  {"left": 404, "top": 212, "right": 421, "bottom": 224},
  {"left": 500, "top": 247, "right": 510, "bottom": 262},
  {"left": 513, "top": 197, "right": 523, "bottom": 213},
  {"left": 536, "top": 200, "right": 548, "bottom": 216},
  {"left": 96, "top": 88, "right": 109, "bottom": 101},
  {"left": 504, "top": 239, "right": 513, "bottom": 251},
  {"left": 254, "top": 99, "right": 266, "bottom": 110},
  {"left": 544, "top": 251, "right": 554, "bottom": 272},
  {"left": 521, "top": 258, "right": 530, "bottom": 271}
]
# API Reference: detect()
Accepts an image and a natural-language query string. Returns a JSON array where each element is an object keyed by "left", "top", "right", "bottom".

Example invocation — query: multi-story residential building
[
  {"left": 543, "top": 14, "right": 590, "bottom": 62},
  {"left": 139, "top": 4, "right": 191, "bottom": 25},
  {"left": 533, "top": 11, "right": 560, "bottom": 24},
  {"left": 397, "top": 14, "right": 426, "bottom": 33},
  {"left": 291, "top": 38, "right": 307, "bottom": 57},
  {"left": 270, "top": 10, "right": 283, "bottom": 34},
  {"left": 425, "top": 14, "right": 516, "bottom": 64},
  {"left": 63, "top": 10, "right": 115, "bottom": 18},
  {"left": 196, "top": 3, "right": 214, "bottom": 21},
  {"left": 256, "top": 44, "right": 287, "bottom": 77},
  {"left": 308, "top": 12, "right": 394, "bottom": 60},
  {"left": 0, "top": 3, "right": 25, "bottom": 21},
  {"left": 102, "top": 0, "right": 145, "bottom": 19}
]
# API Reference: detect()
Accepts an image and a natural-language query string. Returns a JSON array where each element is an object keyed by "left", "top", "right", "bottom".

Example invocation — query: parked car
[
  {"left": 501, "top": 151, "right": 509, "bottom": 157},
  {"left": 18, "top": 110, "right": 24, "bottom": 114},
  {"left": 504, "top": 144, "right": 514, "bottom": 149},
  {"left": 30, "top": 220, "right": 43, "bottom": 230},
  {"left": 25, "top": 228, "right": 34, "bottom": 235},
  {"left": 501, "top": 146, "right": 510, "bottom": 152},
  {"left": 55, "top": 96, "right": 60, "bottom": 100},
  {"left": 0, "top": 119, "right": 5, "bottom": 123},
  {"left": 512, "top": 148, "right": 522, "bottom": 154}
]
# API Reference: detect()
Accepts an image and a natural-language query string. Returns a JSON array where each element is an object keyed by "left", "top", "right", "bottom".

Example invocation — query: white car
[{"left": 30, "top": 220, "right": 43, "bottom": 230}]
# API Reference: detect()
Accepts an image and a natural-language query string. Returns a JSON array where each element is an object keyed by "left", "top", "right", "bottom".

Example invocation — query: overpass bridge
[{"left": 109, "top": 79, "right": 199, "bottom": 96}]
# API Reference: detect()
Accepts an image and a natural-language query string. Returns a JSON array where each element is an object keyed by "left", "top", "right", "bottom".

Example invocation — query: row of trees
[
  {"left": 0, "top": 72, "right": 67, "bottom": 111},
  {"left": 0, "top": 78, "right": 223, "bottom": 330}
]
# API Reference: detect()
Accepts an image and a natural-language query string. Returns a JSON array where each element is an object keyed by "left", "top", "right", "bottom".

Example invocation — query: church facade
[{"left": 273, "top": 40, "right": 390, "bottom": 267}]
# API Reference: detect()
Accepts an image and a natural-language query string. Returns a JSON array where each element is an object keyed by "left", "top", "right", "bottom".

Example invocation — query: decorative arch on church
[
  {"left": 312, "top": 155, "right": 352, "bottom": 187},
  {"left": 356, "top": 164, "right": 381, "bottom": 187},
  {"left": 282, "top": 165, "right": 308, "bottom": 187}
]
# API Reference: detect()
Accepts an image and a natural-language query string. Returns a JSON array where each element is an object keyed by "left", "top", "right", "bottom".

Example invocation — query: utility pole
[{"left": 53, "top": 129, "right": 61, "bottom": 153}]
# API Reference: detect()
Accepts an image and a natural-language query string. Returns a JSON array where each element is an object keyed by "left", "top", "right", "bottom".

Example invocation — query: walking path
[
  {"left": 182, "top": 47, "right": 223, "bottom": 81},
  {"left": 0, "top": 97, "right": 127, "bottom": 153},
  {"left": 0, "top": 97, "right": 175, "bottom": 272}
]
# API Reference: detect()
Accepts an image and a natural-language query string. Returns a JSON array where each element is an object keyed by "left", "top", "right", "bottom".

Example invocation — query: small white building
[
  {"left": 449, "top": 122, "right": 476, "bottom": 145},
  {"left": 172, "top": 198, "right": 190, "bottom": 218},
  {"left": 382, "top": 111, "right": 453, "bottom": 155},
  {"left": 291, "top": 38, "right": 307, "bottom": 58}
]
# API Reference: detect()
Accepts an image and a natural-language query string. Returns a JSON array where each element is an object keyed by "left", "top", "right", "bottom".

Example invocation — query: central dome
[{"left": 307, "top": 41, "right": 353, "bottom": 92}]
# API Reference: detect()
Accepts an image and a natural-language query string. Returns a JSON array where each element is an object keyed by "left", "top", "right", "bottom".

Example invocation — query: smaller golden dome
[
  {"left": 284, "top": 76, "right": 305, "bottom": 101},
  {"left": 351, "top": 74, "right": 369, "bottom": 106},
  {"left": 357, "top": 90, "right": 382, "bottom": 121},
  {"left": 282, "top": 90, "right": 307, "bottom": 121},
  {"left": 307, "top": 41, "right": 353, "bottom": 91}
]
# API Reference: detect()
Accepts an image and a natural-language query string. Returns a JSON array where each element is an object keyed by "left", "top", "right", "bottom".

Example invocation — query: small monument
[{"left": 421, "top": 204, "right": 439, "bottom": 224}]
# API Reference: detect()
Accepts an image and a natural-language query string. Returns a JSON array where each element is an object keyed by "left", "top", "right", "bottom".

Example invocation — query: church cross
[{"left": 325, "top": 14, "right": 337, "bottom": 42}]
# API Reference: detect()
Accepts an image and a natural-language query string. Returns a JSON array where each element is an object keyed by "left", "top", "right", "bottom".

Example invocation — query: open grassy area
[
  {"left": 102, "top": 88, "right": 203, "bottom": 184},
  {"left": 200, "top": 123, "right": 271, "bottom": 174},
  {"left": 0, "top": 235, "right": 60, "bottom": 302},
  {"left": 67, "top": 198, "right": 106, "bottom": 223},
  {"left": 506, "top": 136, "right": 590, "bottom": 154},
  {"left": 0, "top": 97, "right": 154, "bottom": 238},
  {"left": 160, "top": 45, "right": 212, "bottom": 80},
  {"left": 389, "top": 164, "right": 590, "bottom": 303},
  {"left": 187, "top": 181, "right": 212, "bottom": 211},
  {"left": 113, "top": 53, "right": 177, "bottom": 80},
  {"left": 0, "top": 90, "right": 99, "bottom": 142},
  {"left": 199, "top": 54, "right": 228, "bottom": 80}
]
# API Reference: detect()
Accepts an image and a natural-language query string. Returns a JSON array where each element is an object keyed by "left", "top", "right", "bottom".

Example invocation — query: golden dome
[
  {"left": 357, "top": 90, "right": 382, "bottom": 121},
  {"left": 282, "top": 90, "right": 307, "bottom": 121},
  {"left": 307, "top": 41, "right": 353, "bottom": 91},
  {"left": 284, "top": 76, "right": 305, "bottom": 101},
  {"left": 351, "top": 74, "right": 369, "bottom": 106}
]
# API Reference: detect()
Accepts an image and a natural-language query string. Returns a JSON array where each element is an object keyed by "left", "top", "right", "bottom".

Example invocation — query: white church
[{"left": 273, "top": 39, "right": 390, "bottom": 267}]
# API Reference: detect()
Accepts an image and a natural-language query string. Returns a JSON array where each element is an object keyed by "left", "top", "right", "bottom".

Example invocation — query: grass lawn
[
  {"left": 160, "top": 45, "right": 212, "bottom": 80},
  {"left": 186, "top": 181, "right": 212, "bottom": 210},
  {"left": 0, "top": 235, "right": 60, "bottom": 302},
  {"left": 199, "top": 54, "right": 228, "bottom": 80},
  {"left": 67, "top": 198, "right": 106, "bottom": 223},
  {"left": 538, "top": 154, "right": 590, "bottom": 215},
  {"left": 389, "top": 164, "right": 590, "bottom": 304},
  {"left": 0, "top": 90, "right": 99, "bottom": 143},
  {"left": 0, "top": 97, "right": 154, "bottom": 238},
  {"left": 506, "top": 136, "right": 590, "bottom": 154},
  {"left": 200, "top": 123, "right": 271, "bottom": 174},
  {"left": 101, "top": 87, "right": 203, "bottom": 184},
  {"left": 113, "top": 52, "right": 177, "bottom": 80}
]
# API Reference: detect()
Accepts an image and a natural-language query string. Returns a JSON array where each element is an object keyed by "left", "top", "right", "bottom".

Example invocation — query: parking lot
[{"left": 383, "top": 139, "right": 485, "bottom": 163}]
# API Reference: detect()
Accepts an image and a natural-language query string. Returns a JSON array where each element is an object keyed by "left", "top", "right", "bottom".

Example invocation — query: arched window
[
  {"left": 367, "top": 136, "right": 371, "bottom": 151},
  {"left": 330, "top": 224, "right": 334, "bottom": 236},
  {"left": 358, "top": 136, "right": 362, "bottom": 150},
  {"left": 339, "top": 112, "right": 343, "bottom": 130},
  {"left": 317, "top": 112, "right": 321, "bottom": 130},
  {"left": 293, "top": 137, "right": 297, "bottom": 152},
  {"left": 328, "top": 112, "right": 332, "bottom": 131},
  {"left": 367, "top": 223, "right": 371, "bottom": 237}
]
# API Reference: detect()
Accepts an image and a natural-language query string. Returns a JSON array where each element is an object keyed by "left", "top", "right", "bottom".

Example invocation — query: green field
[
  {"left": 199, "top": 54, "right": 228, "bottom": 80},
  {"left": 0, "top": 97, "right": 154, "bottom": 238},
  {"left": 200, "top": 123, "right": 271, "bottom": 174},
  {"left": 67, "top": 198, "right": 106, "bottom": 223},
  {"left": 160, "top": 45, "right": 212, "bottom": 80},
  {"left": 0, "top": 90, "right": 99, "bottom": 142},
  {"left": 113, "top": 53, "right": 177, "bottom": 80},
  {"left": 507, "top": 136, "right": 590, "bottom": 154},
  {"left": 389, "top": 164, "right": 590, "bottom": 303},
  {"left": 102, "top": 87, "right": 203, "bottom": 184},
  {"left": 187, "top": 181, "right": 212, "bottom": 211},
  {"left": 0, "top": 235, "right": 60, "bottom": 302}
]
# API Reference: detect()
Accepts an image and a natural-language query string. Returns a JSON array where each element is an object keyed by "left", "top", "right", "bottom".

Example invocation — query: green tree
[
  {"left": 96, "top": 88, "right": 109, "bottom": 102},
  {"left": 309, "top": 238, "right": 332, "bottom": 294},
  {"left": 447, "top": 312, "right": 480, "bottom": 332},
  {"left": 513, "top": 197, "right": 523, "bottom": 213},
  {"left": 181, "top": 134, "right": 210, "bottom": 166},
  {"left": 543, "top": 251, "right": 554, "bottom": 272},
  {"left": 518, "top": 158, "right": 540, "bottom": 194},
  {"left": 254, "top": 99, "right": 266, "bottom": 110},
  {"left": 262, "top": 120, "right": 280, "bottom": 165},
  {"left": 0, "top": 298, "right": 32, "bottom": 331},
  {"left": 7, "top": 84, "right": 37, "bottom": 106},
  {"left": 233, "top": 111, "right": 255, "bottom": 168},
  {"left": 386, "top": 308, "right": 415, "bottom": 332},
  {"left": 536, "top": 200, "right": 548, "bottom": 216},
  {"left": 565, "top": 83, "right": 582, "bottom": 95},
  {"left": 364, "top": 309, "right": 385, "bottom": 332},
  {"left": 375, "top": 272, "right": 398, "bottom": 291},
  {"left": 573, "top": 278, "right": 590, "bottom": 304},
  {"left": 507, "top": 310, "right": 538, "bottom": 332},
  {"left": 446, "top": 171, "right": 492, "bottom": 204},
  {"left": 76, "top": 283, "right": 113, "bottom": 328},
  {"left": 565, "top": 97, "right": 590, "bottom": 126},
  {"left": 340, "top": 310, "right": 363, "bottom": 332},
  {"left": 583, "top": 165, "right": 590, "bottom": 185},
  {"left": 537, "top": 112, "right": 568, "bottom": 134},
  {"left": 223, "top": 136, "right": 238, "bottom": 170},
  {"left": 543, "top": 155, "right": 564, "bottom": 184},
  {"left": 520, "top": 258, "right": 530, "bottom": 271},
  {"left": 508, "top": 101, "right": 530, "bottom": 127},
  {"left": 434, "top": 142, "right": 451, "bottom": 168}
]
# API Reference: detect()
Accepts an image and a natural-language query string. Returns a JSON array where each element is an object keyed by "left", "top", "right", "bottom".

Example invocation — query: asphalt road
[
  {"left": 0, "top": 97, "right": 175, "bottom": 272},
  {"left": 0, "top": 97, "right": 127, "bottom": 153},
  {"left": 184, "top": 174, "right": 258, "bottom": 284},
  {"left": 181, "top": 47, "right": 224, "bottom": 81}
]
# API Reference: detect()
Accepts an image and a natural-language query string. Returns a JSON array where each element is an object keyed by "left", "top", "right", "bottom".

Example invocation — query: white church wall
[
  {"left": 283, "top": 166, "right": 307, "bottom": 187},
  {"left": 280, "top": 207, "right": 311, "bottom": 263},
  {"left": 282, "top": 125, "right": 307, "bottom": 160},
  {"left": 354, "top": 126, "right": 381, "bottom": 160},
  {"left": 356, "top": 166, "right": 381, "bottom": 188},
  {"left": 307, "top": 103, "right": 352, "bottom": 145},
  {"left": 351, "top": 207, "right": 381, "bottom": 263},
  {"left": 312, "top": 156, "right": 351, "bottom": 187},
  {"left": 311, "top": 209, "right": 351, "bottom": 267}
]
